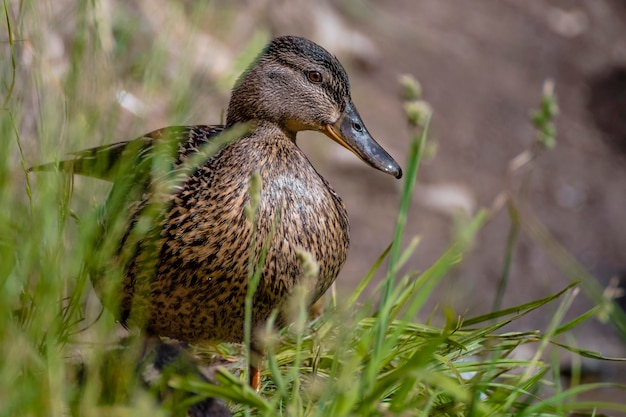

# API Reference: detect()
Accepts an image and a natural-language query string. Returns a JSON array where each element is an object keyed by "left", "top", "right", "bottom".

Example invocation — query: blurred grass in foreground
[{"left": 2, "top": 2, "right": 626, "bottom": 416}]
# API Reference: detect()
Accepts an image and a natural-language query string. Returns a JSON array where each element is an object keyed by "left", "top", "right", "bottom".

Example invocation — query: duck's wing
[
  {"left": 29, "top": 125, "right": 226, "bottom": 182},
  {"left": 30, "top": 126, "right": 228, "bottom": 303}
]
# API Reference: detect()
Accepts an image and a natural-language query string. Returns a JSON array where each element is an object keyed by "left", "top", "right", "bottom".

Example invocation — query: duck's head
[{"left": 226, "top": 36, "right": 402, "bottom": 179}]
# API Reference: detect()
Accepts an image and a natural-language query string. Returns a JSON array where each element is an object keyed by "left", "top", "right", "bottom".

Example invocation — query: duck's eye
[{"left": 307, "top": 71, "right": 323, "bottom": 83}]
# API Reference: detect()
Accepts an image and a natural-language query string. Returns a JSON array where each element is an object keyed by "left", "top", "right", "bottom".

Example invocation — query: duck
[{"left": 31, "top": 35, "right": 402, "bottom": 390}]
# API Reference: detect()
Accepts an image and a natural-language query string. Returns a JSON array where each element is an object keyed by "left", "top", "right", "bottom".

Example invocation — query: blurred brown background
[{"left": 5, "top": 0, "right": 626, "bottom": 400}]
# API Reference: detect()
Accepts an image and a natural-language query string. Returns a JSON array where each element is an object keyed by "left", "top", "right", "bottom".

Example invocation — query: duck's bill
[{"left": 324, "top": 101, "right": 402, "bottom": 179}]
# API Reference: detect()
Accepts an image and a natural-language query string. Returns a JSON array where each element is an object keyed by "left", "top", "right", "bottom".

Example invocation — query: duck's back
[{"left": 120, "top": 126, "right": 350, "bottom": 342}]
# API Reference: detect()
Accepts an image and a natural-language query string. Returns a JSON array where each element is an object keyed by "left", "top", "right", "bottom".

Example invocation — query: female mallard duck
[{"left": 32, "top": 35, "right": 402, "bottom": 388}]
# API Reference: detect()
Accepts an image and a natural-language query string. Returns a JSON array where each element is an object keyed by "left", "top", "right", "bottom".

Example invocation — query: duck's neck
[
  {"left": 229, "top": 119, "right": 298, "bottom": 143},
  {"left": 262, "top": 120, "right": 299, "bottom": 143}
]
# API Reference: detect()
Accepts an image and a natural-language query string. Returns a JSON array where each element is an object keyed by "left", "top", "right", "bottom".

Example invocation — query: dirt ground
[
  {"left": 324, "top": 0, "right": 626, "bottom": 341},
  {"left": 301, "top": 0, "right": 626, "bottom": 401},
  {"left": 6, "top": 0, "right": 626, "bottom": 406}
]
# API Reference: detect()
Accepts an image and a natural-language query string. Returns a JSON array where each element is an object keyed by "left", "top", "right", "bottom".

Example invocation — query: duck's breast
[
  {"left": 254, "top": 139, "right": 350, "bottom": 314},
  {"left": 135, "top": 135, "right": 349, "bottom": 342}
]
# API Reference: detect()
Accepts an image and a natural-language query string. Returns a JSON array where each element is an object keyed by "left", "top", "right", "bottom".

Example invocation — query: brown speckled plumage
[
  {"left": 118, "top": 123, "right": 350, "bottom": 343},
  {"left": 32, "top": 36, "right": 401, "bottom": 348}
]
